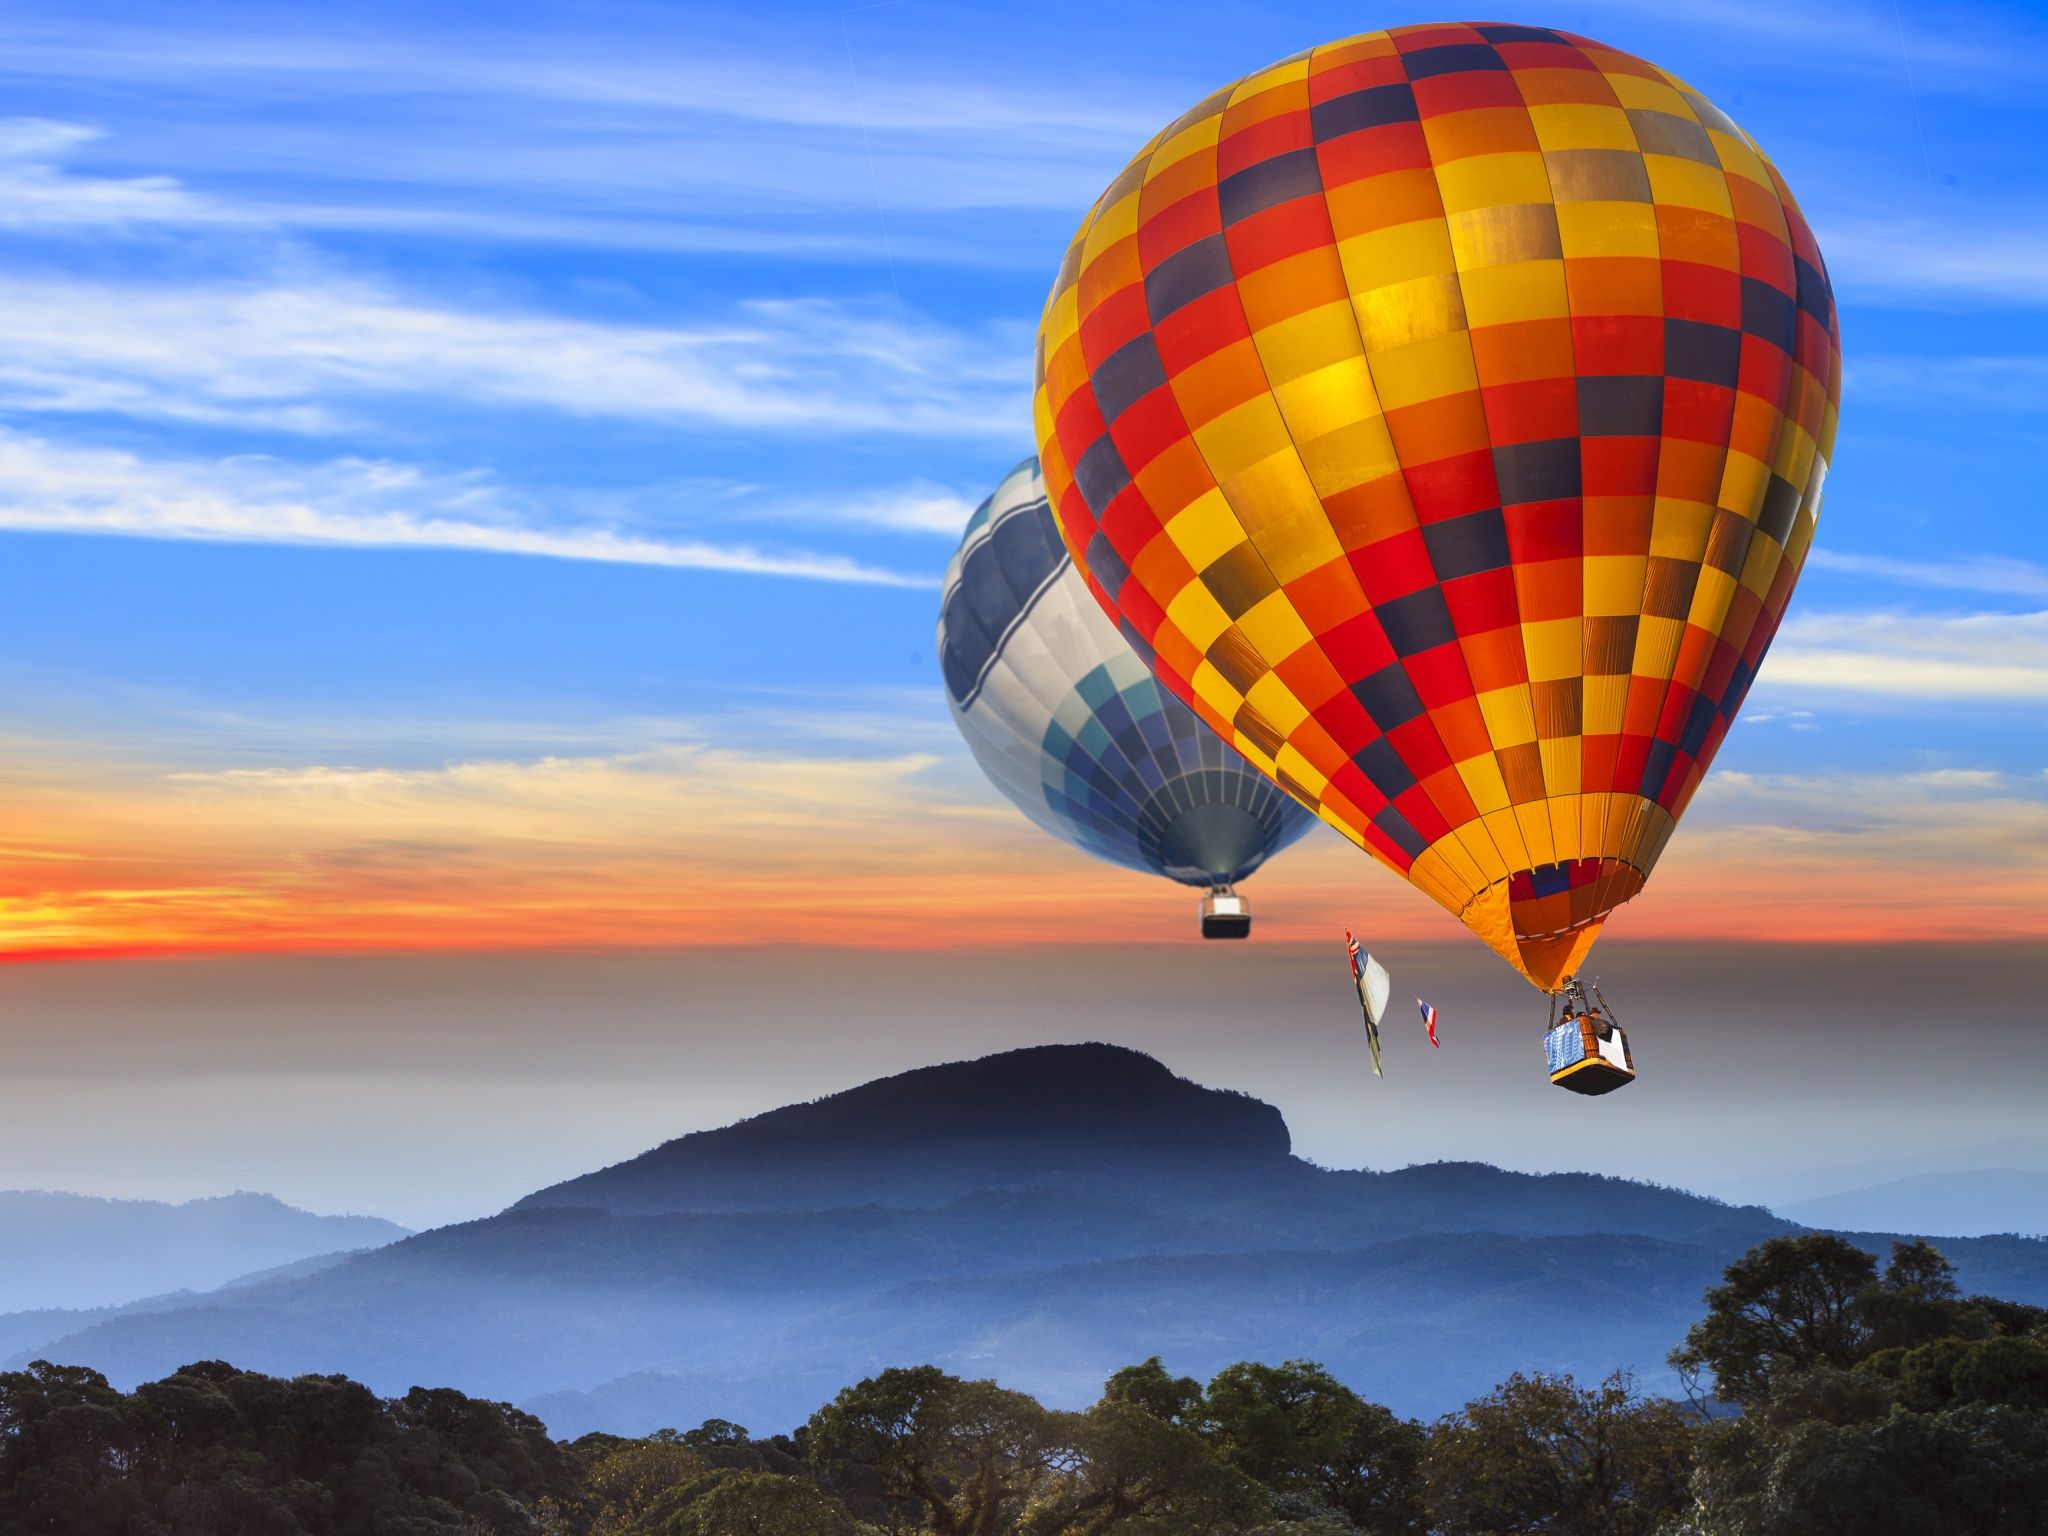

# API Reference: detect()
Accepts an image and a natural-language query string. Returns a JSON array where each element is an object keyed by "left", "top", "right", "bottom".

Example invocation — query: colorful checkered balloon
[
  {"left": 1033, "top": 22, "right": 1841, "bottom": 991},
  {"left": 939, "top": 459, "right": 1316, "bottom": 897}
]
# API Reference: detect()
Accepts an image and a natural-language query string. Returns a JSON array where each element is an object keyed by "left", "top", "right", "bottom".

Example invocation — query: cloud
[
  {"left": 1760, "top": 608, "right": 2048, "bottom": 702},
  {"left": 1845, "top": 355, "right": 2048, "bottom": 411},
  {"left": 770, "top": 483, "right": 979, "bottom": 538},
  {"left": 1688, "top": 765, "right": 2048, "bottom": 851},
  {"left": 1569, "top": 0, "right": 2048, "bottom": 107},
  {"left": 0, "top": 727, "right": 1064, "bottom": 957},
  {"left": 0, "top": 15, "right": 1156, "bottom": 256},
  {"left": 0, "top": 271, "right": 1028, "bottom": 438},
  {"left": 0, "top": 117, "right": 225, "bottom": 229},
  {"left": 4, "top": 725, "right": 2044, "bottom": 960},
  {"left": 0, "top": 431, "right": 932, "bottom": 585},
  {"left": 0, "top": 114, "right": 1028, "bottom": 262},
  {"left": 1633, "top": 765, "right": 2048, "bottom": 943},
  {"left": 1805, "top": 550, "right": 2048, "bottom": 599},
  {"left": 1823, "top": 219, "right": 2048, "bottom": 307}
]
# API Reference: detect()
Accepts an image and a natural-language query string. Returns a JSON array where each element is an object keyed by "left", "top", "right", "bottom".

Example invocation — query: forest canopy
[{"left": 1, "top": 1236, "right": 2043, "bottom": 1535}]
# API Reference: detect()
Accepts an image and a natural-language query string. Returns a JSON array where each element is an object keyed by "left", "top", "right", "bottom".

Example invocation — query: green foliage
[
  {"left": 1420, "top": 1370, "right": 1694, "bottom": 1536},
  {"left": 1861, "top": 1333, "right": 2048, "bottom": 1413},
  {"left": 0, "top": 1357, "right": 584, "bottom": 1535},
  {"left": 1099, "top": 1358, "right": 1202, "bottom": 1428},
  {"left": 5, "top": 1230, "right": 2044, "bottom": 1535},
  {"left": 1015, "top": 1398, "right": 1261, "bottom": 1536},
  {"left": 1674, "top": 1403, "right": 2048, "bottom": 1536},
  {"left": 582, "top": 1431, "right": 708, "bottom": 1533},
  {"left": 643, "top": 1468, "right": 877, "bottom": 1535},
  {"left": 1676, "top": 1236, "right": 2048, "bottom": 1534},
  {"left": 806, "top": 1365, "right": 1065, "bottom": 1535},
  {"left": 1670, "top": 1233, "right": 1878, "bottom": 1404},
  {"left": 1200, "top": 1359, "right": 1425, "bottom": 1534}
]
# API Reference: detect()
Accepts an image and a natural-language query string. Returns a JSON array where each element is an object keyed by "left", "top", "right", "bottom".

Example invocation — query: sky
[{"left": 0, "top": 0, "right": 2043, "bottom": 1221}]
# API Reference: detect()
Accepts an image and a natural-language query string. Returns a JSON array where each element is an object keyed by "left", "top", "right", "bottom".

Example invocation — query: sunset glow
[{"left": 6, "top": 735, "right": 2042, "bottom": 961}]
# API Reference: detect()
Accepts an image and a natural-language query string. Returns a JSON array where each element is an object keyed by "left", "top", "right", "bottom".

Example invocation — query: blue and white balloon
[{"left": 938, "top": 458, "right": 1316, "bottom": 936}]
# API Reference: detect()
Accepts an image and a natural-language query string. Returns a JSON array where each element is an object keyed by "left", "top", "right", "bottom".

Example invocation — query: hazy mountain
[
  {"left": 14, "top": 1045, "right": 2046, "bottom": 1434},
  {"left": 0, "top": 1248, "right": 370, "bottom": 1362},
  {"left": 1706, "top": 1137, "right": 2048, "bottom": 1213},
  {"left": 1779, "top": 1169, "right": 2048, "bottom": 1238},
  {"left": 514, "top": 1043, "right": 1291, "bottom": 1215},
  {"left": 0, "top": 1189, "right": 409, "bottom": 1313}
]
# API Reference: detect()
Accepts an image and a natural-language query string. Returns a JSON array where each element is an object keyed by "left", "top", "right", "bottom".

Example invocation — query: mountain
[
  {"left": 515, "top": 1043, "right": 1291, "bottom": 1215},
  {"left": 14, "top": 1045, "right": 2047, "bottom": 1434},
  {"left": 0, "top": 1249, "right": 371, "bottom": 1363},
  {"left": 0, "top": 1190, "right": 410, "bottom": 1312},
  {"left": 1779, "top": 1169, "right": 2048, "bottom": 1238}
]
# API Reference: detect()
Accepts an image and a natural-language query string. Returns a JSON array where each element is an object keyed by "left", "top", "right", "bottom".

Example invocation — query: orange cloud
[{"left": 2, "top": 735, "right": 2044, "bottom": 965}]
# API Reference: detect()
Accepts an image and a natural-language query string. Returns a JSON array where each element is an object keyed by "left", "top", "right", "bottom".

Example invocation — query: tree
[
  {"left": 0, "top": 1359, "right": 587, "bottom": 1536},
  {"left": 806, "top": 1366, "right": 1063, "bottom": 1536},
  {"left": 1670, "top": 1234, "right": 1878, "bottom": 1404},
  {"left": 1866, "top": 1334, "right": 2048, "bottom": 1413},
  {"left": 653, "top": 1468, "right": 878, "bottom": 1536},
  {"left": 1421, "top": 1371, "right": 1694, "bottom": 1536},
  {"left": 1015, "top": 1399, "right": 1261, "bottom": 1536},
  {"left": 583, "top": 1431, "right": 708, "bottom": 1534},
  {"left": 1199, "top": 1358, "right": 1425, "bottom": 1533},
  {"left": 1857, "top": 1239, "right": 1977, "bottom": 1354},
  {"left": 1676, "top": 1402, "right": 2048, "bottom": 1536},
  {"left": 1099, "top": 1360, "right": 1202, "bottom": 1429}
]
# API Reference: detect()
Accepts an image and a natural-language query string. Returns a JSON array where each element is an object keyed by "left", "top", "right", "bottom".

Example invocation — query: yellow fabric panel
[
  {"left": 1459, "top": 259, "right": 1571, "bottom": 327},
  {"left": 1435, "top": 151, "right": 1554, "bottom": 214},
  {"left": 1164, "top": 491, "right": 1247, "bottom": 572}
]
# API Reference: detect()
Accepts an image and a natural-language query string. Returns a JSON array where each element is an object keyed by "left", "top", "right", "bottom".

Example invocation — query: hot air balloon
[
  {"left": 939, "top": 458, "right": 1317, "bottom": 937},
  {"left": 1033, "top": 24, "right": 1839, "bottom": 1004}
]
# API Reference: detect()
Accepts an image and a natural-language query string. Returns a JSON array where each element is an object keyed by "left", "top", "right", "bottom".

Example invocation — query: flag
[
  {"left": 1345, "top": 930, "right": 1383, "bottom": 1078},
  {"left": 1418, "top": 998, "right": 1439, "bottom": 1048}
]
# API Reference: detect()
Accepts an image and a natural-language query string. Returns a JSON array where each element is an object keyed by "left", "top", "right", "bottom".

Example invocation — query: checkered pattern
[
  {"left": 1033, "top": 23, "right": 1841, "bottom": 990},
  {"left": 939, "top": 458, "right": 1315, "bottom": 891}
]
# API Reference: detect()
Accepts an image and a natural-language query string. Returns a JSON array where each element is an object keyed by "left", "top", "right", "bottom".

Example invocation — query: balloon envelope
[
  {"left": 1033, "top": 23, "right": 1840, "bottom": 988},
  {"left": 940, "top": 458, "right": 1316, "bottom": 894}
]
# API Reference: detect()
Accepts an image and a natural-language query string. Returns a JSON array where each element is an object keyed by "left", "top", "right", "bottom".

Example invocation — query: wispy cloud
[
  {"left": 1845, "top": 355, "right": 2048, "bottom": 411},
  {"left": 0, "top": 271, "right": 1027, "bottom": 438},
  {"left": 0, "top": 10, "right": 1159, "bottom": 257},
  {"left": 1689, "top": 765, "right": 2048, "bottom": 852},
  {"left": 0, "top": 727, "right": 1068, "bottom": 957},
  {"left": 1824, "top": 219, "right": 2048, "bottom": 308},
  {"left": 1805, "top": 550, "right": 2048, "bottom": 600},
  {"left": 1761, "top": 608, "right": 2048, "bottom": 702},
  {"left": 4, "top": 725, "right": 2044, "bottom": 959},
  {"left": 772, "top": 484, "right": 979, "bottom": 538},
  {"left": 0, "top": 118, "right": 223, "bottom": 228},
  {"left": 0, "top": 431, "right": 933, "bottom": 585},
  {"left": 1572, "top": 0, "right": 2048, "bottom": 88}
]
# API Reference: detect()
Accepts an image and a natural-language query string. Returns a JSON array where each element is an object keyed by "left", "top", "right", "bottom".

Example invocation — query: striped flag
[
  {"left": 1345, "top": 930, "right": 1385, "bottom": 1078},
  {"left": 1419, "top": 998, "right": 1440, "bottom": 1048}
]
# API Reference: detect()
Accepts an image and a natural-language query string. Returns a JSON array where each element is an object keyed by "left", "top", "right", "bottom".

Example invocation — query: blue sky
[{"left": 0, "top": 0, "right": 2042, "bottom": 774}]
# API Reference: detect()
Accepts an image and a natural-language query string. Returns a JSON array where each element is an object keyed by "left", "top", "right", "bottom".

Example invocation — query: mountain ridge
[
  {"left": 1778, "top": 1168, "right": 2048, "bottom": 1238},
  {"left": 515, "top": 1042, "right": 1291, "bottom": 1216},
  {"left": 14, "top": 1044, "right": 2045, "bottom": 1434},
  {"left": 0, "top": 1188, "right": 410, "bottom": 1313}
]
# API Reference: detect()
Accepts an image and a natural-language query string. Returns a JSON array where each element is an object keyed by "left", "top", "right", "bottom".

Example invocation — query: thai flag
[{"left": 1418, "top": 998, "right": 1440, "bottom": 1048}]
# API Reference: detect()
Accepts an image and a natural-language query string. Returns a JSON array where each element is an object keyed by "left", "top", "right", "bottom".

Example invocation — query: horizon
[{"left": 6, "top": 938, "right": 2043, "bottom": 1229}]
